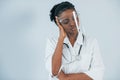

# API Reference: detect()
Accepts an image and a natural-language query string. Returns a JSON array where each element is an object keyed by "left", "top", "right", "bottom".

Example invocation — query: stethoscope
[{"left": 62, "top": 34, "right": 85, "bottom": 63}]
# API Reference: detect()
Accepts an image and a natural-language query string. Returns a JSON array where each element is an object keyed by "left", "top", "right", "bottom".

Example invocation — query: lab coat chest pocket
[{"left": 80, "top": 48, "right": 93, "bottom": 70}]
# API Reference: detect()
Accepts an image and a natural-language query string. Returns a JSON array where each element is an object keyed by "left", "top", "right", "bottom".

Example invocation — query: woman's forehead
[{"left": 59, "top": 9, "right": 74, "bottom": 19}]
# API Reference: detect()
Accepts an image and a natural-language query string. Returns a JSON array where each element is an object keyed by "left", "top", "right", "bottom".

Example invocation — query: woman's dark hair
[{"left": 50, "top": 1, "right": 75, "bottom": 24}]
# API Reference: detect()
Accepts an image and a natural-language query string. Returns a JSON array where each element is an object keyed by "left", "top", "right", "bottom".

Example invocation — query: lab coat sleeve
[
  {"left": 45, "top": 37, "right": 57, "bottom": 76},
  {"left": 84, "top": 39, "right": 105, "bottom": 80}
]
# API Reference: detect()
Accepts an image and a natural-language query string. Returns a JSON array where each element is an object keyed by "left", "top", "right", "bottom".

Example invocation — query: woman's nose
[{"left": 70, "top": 19, "right": 75, "bottom": 26}]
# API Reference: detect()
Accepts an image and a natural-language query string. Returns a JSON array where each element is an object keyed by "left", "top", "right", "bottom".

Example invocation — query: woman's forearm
[
  {"left": 52, "top": 37, "right": 64, "bottom": 76},
  {"left": 58, "top": 70, "right": 93, "bottom": 80},
  {"left": 66, "top": 73, "right": 93, "bottom": 80}
]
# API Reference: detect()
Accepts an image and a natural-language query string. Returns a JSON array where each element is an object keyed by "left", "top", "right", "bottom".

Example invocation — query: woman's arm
[
  {"left": 52, "top": 37, "right": 64, "bottom": 76},
  {"left": 52, "top": 17, "right": 67, "bottom": 76},
  {"left": 58, "top": 70, "right": 93, "bottom": 80}
]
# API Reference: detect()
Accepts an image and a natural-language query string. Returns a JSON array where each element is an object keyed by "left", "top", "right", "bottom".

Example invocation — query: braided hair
[{"left": 49, "top": 1, "right": 75, "bottom": 24}]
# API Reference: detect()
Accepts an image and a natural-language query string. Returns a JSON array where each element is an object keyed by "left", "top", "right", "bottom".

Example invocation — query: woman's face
[{"left": 58, "top": 9, "right": 79, "bottom": 36}]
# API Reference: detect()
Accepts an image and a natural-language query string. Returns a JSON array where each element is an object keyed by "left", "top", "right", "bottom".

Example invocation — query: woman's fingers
[
  {"left": 55, "top": 16, "right": 62, "bottom": 29},
  {"left": 55, "top": 16, "right": 66, "bottom": 38}
]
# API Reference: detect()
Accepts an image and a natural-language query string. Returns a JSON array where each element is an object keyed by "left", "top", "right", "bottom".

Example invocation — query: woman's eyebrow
[{"left": 61, "top": 16, "right": 73, "bottom": 21}]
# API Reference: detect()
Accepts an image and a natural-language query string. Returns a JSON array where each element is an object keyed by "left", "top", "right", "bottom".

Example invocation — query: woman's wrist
[{"left": 58, "top": 36, "right": 65, "bottom": 42}]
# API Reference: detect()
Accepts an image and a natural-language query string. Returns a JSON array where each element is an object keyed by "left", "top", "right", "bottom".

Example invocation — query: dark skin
[
  {"left": 52, "top": 9, "right": 93, "bottom": 80},
  {"left": 57, "top": 9, "right": 78, "bottom": 46}
]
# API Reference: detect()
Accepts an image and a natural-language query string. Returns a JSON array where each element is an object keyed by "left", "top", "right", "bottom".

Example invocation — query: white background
[{"left": 0, "top": 0, "right": 120, "bottom": 80}]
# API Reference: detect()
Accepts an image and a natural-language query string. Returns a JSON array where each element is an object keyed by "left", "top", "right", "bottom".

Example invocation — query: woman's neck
[{"left": 68, "top": 32, "right": 78, "bottom": 47}]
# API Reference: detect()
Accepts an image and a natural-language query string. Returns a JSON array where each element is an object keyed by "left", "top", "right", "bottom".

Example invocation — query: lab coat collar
[
  {"left": 75, "top": 32, "right": 83, "bottom": 45},
  {"left": 63, "top": 36, "right": 69, "bottom": 44}
]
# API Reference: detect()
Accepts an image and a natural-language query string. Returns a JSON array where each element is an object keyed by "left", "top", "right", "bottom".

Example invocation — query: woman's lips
[
  {"left": 72, "top": 28, "right": 75, "bottom": 31},
  {"left": 71, "top": 27, "right": 76, "bottom": 31}
]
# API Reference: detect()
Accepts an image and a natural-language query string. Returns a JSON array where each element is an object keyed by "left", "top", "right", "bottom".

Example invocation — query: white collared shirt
[{"left": 45, "top": 32, "right": 104, "bottom": 80}]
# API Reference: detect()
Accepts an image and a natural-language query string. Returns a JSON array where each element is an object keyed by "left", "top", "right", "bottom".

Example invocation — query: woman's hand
[
  {"left": 58, "top": 70, "right": 68, "bottom": 80},
  {"left": 55, "top": 16, "right": 67, "bottom": 39}
]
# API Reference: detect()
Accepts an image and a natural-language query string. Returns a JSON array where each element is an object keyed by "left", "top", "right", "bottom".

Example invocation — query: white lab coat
[{"left": 45, "top": 32, "right": 104, "bottom": 80}]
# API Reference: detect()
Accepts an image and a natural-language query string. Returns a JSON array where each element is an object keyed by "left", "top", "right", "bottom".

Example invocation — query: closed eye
[{"left": 61, "top": 19, "right": 69, "bottom": 24}]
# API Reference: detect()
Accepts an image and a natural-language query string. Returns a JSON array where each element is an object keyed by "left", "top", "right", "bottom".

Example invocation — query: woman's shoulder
[
  {"left": 46, "top": 32, "right": 59, "bottom": 42},
  {"left": 85, "top": 35, "right": 97, "bottom": 42},
  {"left": 84, "top": 34, "right": 98, "bottom": 46}
]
